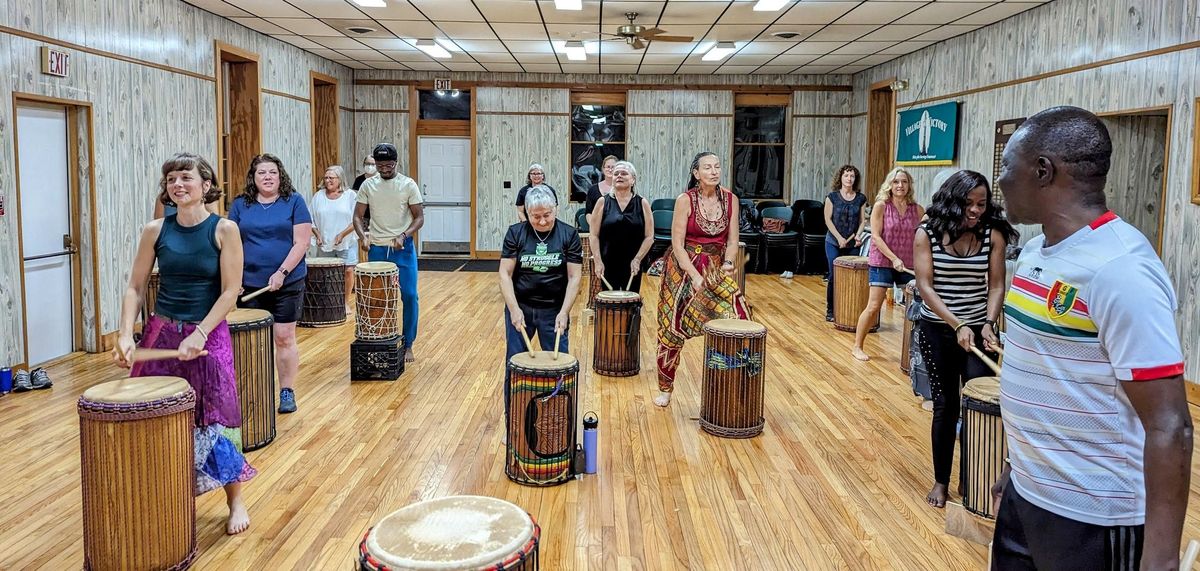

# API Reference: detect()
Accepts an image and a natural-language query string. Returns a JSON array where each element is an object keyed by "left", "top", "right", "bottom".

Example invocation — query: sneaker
[
  {"left": 278, "top": 388, "right": 297, "bottom": 414},
  {"left": 12, "top": 370, "right": 32, "bottom": 392},
  {"left": 780, "top": 271, "right": 794, "bottom": 279},
  {"left": 30, "top": 368, "right": 51, "bottom": 390},
  {"left": 826, "top": 314, "right": 835, "bottom": 322}
]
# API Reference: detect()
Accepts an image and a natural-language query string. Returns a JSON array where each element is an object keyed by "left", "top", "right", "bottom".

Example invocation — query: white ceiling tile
[
  {"left": 807, "top": 24, "right": 879, "bottom": 41},
  {"left": 310, "top": 36, "right": 370, "bottom": 50},
  {"left": 444, "top": 62, "right": 488, "bottom": 71},
  {"left": 560, "top": 62, "right": 601, "bottom": 73},
  {"left": 546, "top": 23, "right": 603, "bottom": 40},
  {"left": 660, "top": 1, "right": 726, "bottom": 24},
  {"left": 336, "top": 60, "right": 372, "bottom": 69},
  {"left": 453, "top": 39, "right": 511, "bottom": 52},
  {"left": 270, "top": 34, "right": 327, "bottom": 49},
  {"left": 538, "top": 1, "right": 603, "bottom": 24},
  {"left": 469, "top": 52, "right": 516, "bottom": 62},
  {"left": 759, "top": 24, "right": 823, "bottom": 41},
  {"left": 725, "top": 53, "right": 775, "bottom": 66},
  {"left": 336, "top": 49, "right": 393, "bottom": 61},
  {"left": 852, "top": 53, "right": 901, "bottom": 66},
  {"left": 598, "top": 63, "right": 638, "bottom": 74},
  {"left": 596, "top": 40, "right": 643, "bottom": 55},
  {"left": 878, "top": 40, "right": 934, "bottom": 54},
  {"left": 835, "top": 64, "right": 870, "bottom": 74},
  {"left": 715, "top": 65, "right": 759, "bottom": 74},
  {"left": 232, "top": 17, "right": 291, "bottom": 35},
  {"left": 185, "top": 0, "right": 252, "bottom": 18},
  {"left": 511, "top": 52, "right": 561, "bottom": 63},
  {"left": 521, "top": 63, "right": 565, "bottom": 73},
  {"left": 475, "top": 0, "right": 544, "bottom": 23},
  {"left": 354, "top": 3, "right": 424, "bottom": 20},
  {"left": 379, "top": 20, "right": 443, "bottom": 39},
  {"left": 368, "top": 61, "right": 412, "bottom": 70},
  {"left": 809, "top": 53, "right": 862, "bottom": 66},
  {"left": 435, "top": 22, "right": 499, "bottom": 40},
  {"left": 728, "top": 0, "right": 792, "bottom": 24},
  {"left": 735, "top": 41, "right": 795, "bottom": 55},
  {"left": 504, "top": 39, "right": 556, "bottom": 53},
  {"left": 598, "top": 53, "right": 645, "bottom": 64},
  {"left": 912, "top": 24, "right": 982, "bottom": 41},
  {"left": 830, "top": 41, "right": 899, "bottom": 55},
  {"left": 484, "top": 63, "right": 526, "bottom": 72},
  {"left": 268, "top": 18, "right": 342, "bottom": 36},
  {"left": 856, "top": 24, "right": 937, "bottom": 41},
  {"left": 837, "top": 2, "right": 926, "bottom": 25},
  {"left": 767, "top": 53, "right": 818, "bottom": 66},
  {"left": 784, "top": 41, "right": 845, "bottom": 55},
  {"left": 895, "top": 3, "right": 990, "bottom": 25},
  {"left": 223, "top": 0, "right": 307, "bottom": 18},
  {"left": 678, "top": 64, "right": 721, "bottom": 74},
  {"left": 357, "top": 38, "right": 418, "bottom": 51},
  {"left": 776, "top": 2, "right": 857, "bottom": 26},
  {"left": 638, "top": 64, "right": 680, "bottom": 74},
  {"left": 704, "top": 24, "right": 768, "bottom": 41},
  {"left": 644, "top": 40, "right": 702, "bottom": 54},
  {"left": 640, "top": 53, "right": 683, "bottom": 64},
  {"left": 958, "top": 2, "right": 1042, "bottom": 26},
  {"left": 408, "top": 0, "right": 485, "bottom": 22},
  {"left": 382, "top": 50, "right": 434, "bottom": 62},
  {"left": 306, "top": 47, "right": 345, "bottom": 59},
  {"left": 285, "top": 0, "right": 364, "bottom": 19},
  {"left": 404, "top": 61, "right": 451, "bottom": 71},
  {"left": 754, "top": 65, "right": 800, "bottom": 74},
  {"left": 794, "top": 64, "right": 840, "bottom": 74},
  {"left": 491, "top": 22, "right": 550, "bottom": 40},
  {"left": 602, "top": 2, "right": 665, "bottom": 24}
]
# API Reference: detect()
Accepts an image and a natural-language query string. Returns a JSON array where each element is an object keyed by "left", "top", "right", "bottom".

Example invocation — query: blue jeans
[
  {"left": 825, "top": 239, "right": 859, "bottom": 317},
  {"left": 503, "top": 305, "right": 570, "bottom": 418},
  {"left": 368, "top": 239, "right": 419, "bottom": 348}
]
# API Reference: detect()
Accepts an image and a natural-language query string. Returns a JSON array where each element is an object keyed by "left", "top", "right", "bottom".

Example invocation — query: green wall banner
[{"left": 896, "top": 101, "right": 959, "bottom": 166}]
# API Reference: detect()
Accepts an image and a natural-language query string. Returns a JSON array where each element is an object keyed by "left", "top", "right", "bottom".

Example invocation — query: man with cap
[{"left": 354, "top": 143, "right": 424, "bottom": 363}]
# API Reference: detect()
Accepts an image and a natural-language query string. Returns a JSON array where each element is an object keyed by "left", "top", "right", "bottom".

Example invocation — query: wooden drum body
[
  {"left": 78, "top": 376, "right": 196, "bottom": 571},
  {"left": 359, "top": 496, "right": 540, "bottom": 571},
  {"left": 300, "top": 257, "right": 347, "bottom": 327},
  {"left": 701, "top": 319, "right": 767, "bottom": 438},
  {"left": 143, "top": 268, "right": 160, "bottom": 320},
  {"left": 961, "top": 376, "right": 1007, "bottom": 519},
  {"left": 900, "top": 282, "right": 920, "bottom": 374},
  {"left": 832, "top": 256, "right": 875, "bottom": 332},
  {"left": 506, "top": 353, "right": 578, "bottom": 486},
  {"left": 355, "top": 262, "right": 400, "bottom": 341},
  {"left": 735, "top": 241, "right": 747, "bottom": 296},
  {"left": 580, "top": 232, "right": 591, "bottom": 278},
  {"left": 593, "top": 290, "right": 641, "bottom": 377},
  {"left": 228, "top": 308, "right": 276, "bottom": 451}
]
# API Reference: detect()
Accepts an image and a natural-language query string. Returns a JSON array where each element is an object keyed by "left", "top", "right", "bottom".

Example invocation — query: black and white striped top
[{"left": 919, "top": 224, "right": 991, "bottom": 324}]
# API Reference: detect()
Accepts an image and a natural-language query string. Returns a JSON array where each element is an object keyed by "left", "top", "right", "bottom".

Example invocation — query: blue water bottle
[
  {"left": 0, "top": 368, "right": 11, "bottom": 394},
  {"left": 583, "top": 411, "right": 599, "bottom": 474}
]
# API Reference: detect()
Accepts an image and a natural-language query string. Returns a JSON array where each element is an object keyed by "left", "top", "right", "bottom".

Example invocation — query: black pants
[
  {"left": 993, "top": 484, "right": 1144, "bottom": 570},
  {"left": 915, "top": 319, "right": 996, "bottom": 485}
]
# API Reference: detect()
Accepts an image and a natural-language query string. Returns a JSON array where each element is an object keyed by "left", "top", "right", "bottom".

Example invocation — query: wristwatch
[{"left": 279, "top": 268, "right": 290, "bottom": 276}]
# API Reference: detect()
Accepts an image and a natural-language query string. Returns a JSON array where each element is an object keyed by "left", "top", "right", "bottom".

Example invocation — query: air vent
[
  {"left": 771, "top": 31, "right": 801, "bottom": 39},
  {"left": 346, "top": 26, "right": 376, "bottom": 34}
]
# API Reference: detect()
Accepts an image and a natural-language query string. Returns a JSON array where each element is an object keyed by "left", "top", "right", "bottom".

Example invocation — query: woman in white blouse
[{"left": 310, "top": 165, "right": 358, "bottom": 313}]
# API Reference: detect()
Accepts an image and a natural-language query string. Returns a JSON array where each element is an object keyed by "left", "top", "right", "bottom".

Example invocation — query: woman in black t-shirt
[
  {"left": 514, "top": 163, "right": 558, "bottom": 222},
  {"left": 500, "top": 185, "right": 583, "bottom": 364}
]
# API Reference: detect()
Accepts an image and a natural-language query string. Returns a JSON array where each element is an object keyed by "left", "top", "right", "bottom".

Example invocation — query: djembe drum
[
  {"left": 580, "top": 232, "right": 591, "bottom": 278},
  {"left": 79, "top": 376, "right": 196, "bottom": 571},
  {"left": 900, "top": 282, "right": 920, "bottom": 374},
  {"left": 585, "top": 264, "right": 602, "bottom": 312},
  {"left": 593, "top": 290, "right": 641, "bottom": 377},
  {"left": 228, "top": 308, "right": 276, "bottom": 451},
  {"left": 961, "top": 376, "right": 1007, "bottom": 519},
  {"left": 506, "top": 352, "right": 578, "bottom": 486},
  {"left": 358, "top": 496, "right": 540, "bottom": 570},
  {"left": 143, "top": 268, "right": 160, "bottom": 320},
  {"left": 832, "top": 256, "right": 878, "bottom": 332},
  {"left": 300, "top": 257, "right": 346, "bottom": 327},
  {"left": 700, "top": 319, "right": 767, "bottom": 438},
  {"left": 355, "top": 262, "right": 400, "bottom": 341}
]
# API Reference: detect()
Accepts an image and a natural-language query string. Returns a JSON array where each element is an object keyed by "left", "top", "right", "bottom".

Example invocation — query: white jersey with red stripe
[{"left": 1000, "top": 211, "right": 1184, "bottom": 526}]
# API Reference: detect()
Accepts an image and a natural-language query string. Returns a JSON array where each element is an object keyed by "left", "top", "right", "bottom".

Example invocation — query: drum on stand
[
  {"left": 700, "top": 319, "right": 767, "bottom": 438},
  {"left": 228, "top": 308, "right": 276, "bottom": 451},
  {"left": 832, "top": 256, "right": 878, "bottom": 332},
  {"left": 300, "top": 257, "right": 347, "bottom": 327},
  {"left": 358, "top": 495, "right": 540, "bottom": 570},
  {"left": 961, "top": 376, "right": 1006, "bottom": 519},
  {"left": 592, "top": 290, "right": 641, "bottom": 377},
  {"left": 355, "top": 262, "right": 400, "bottom": 341},
  {"left": 506, "top": 352, "right": 578, "bottom": 486},
  {"left": 78, "top": 376, "right": 196, "bottom": 571}
]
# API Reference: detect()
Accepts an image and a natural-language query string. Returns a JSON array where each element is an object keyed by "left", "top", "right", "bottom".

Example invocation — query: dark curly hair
[
  {"left": 829, "top": 164, "right": 861, "bottom": 194},
  {"left": 925, "top": 169, "right": 1018, "bottom": 245},
  {"left": 240, "top": 153, "right": 298, "bottom": 205},
  {"left": 158, "top": 153, "right": 222, "bottom": 206}
]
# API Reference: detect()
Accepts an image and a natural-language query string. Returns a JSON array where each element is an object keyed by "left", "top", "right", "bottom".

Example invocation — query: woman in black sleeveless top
[{"left": 589, "top": 160, "right": 654, "bottom": 293}]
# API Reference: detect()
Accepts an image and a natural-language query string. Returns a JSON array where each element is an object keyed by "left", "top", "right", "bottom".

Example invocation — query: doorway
[
  {"left": 1098, "top": 107, "right": 1170, "bottom": 252},
  {"left": 417, "top": 136, "right": 472, "bottom": 254},
  {"left": 866, "top": 79, "right": 898, "bottom": 194},
  {"left": 215, "top": 42, "right": 261, "bottom": 210},
  {"left": 311, "top": 72, "right": 339, "bottom": 189}
]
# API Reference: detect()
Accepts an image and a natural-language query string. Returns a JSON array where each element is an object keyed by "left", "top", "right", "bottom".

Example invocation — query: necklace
[
  {"left": 532, "top": 227, "right": 550, "bottom": 244},
  {"left": 258, "top": 197, "right": 278, "bottom": 210}
]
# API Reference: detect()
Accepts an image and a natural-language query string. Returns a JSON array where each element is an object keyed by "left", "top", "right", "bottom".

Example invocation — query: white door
[
  {"left": 17, "top": 104, "right": 76, "bottom": 366},
  {"left": 417, "top": 137, "right": 471, "bottom": 254}
]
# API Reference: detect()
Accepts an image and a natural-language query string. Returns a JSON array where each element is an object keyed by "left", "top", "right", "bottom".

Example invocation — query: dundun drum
[
  {"left": 832, "top": 256, "right": 878, "bottom": 332},
  {"left": 506, "top": 352, "right": 578, "bottom": 486},
  {"left": 355, "top": 262, "right": 400, "bottom": 340},
  {"left": 701, "top": 319, "right": 767, "bottom": 438},
  {"left": 961, "top": 376, "right": 1007, "bottom": 519},
  {"left": 228, "top": 308, "right": 276, "bottom": 451},
  {"left": 300, "top": 257, "right": 346, "bottom": 327},
  {"left": 592, "top": 290, "right": 641, "bottom": 377},
  {"left": 358, "top": 496, "right": 540, "bottom": 570},
  {"left": 79, "top": 376, "right": 196, "bottom": 571}
]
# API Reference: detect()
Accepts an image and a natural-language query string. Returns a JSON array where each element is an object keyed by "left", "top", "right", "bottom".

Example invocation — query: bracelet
[
  {"left": 722, "top": 260, "right": 735, "bottom": 266},
  {"left": 194, "top": 324, "right": 209, "bottom": 340},
  {"left": 953, "top": 322, "right": 969, "bottom": 333}
]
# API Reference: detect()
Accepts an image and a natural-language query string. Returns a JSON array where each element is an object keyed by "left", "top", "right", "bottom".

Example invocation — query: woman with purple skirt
[{"left": 113, "top": 152, "right": 255, "bottom": 535}]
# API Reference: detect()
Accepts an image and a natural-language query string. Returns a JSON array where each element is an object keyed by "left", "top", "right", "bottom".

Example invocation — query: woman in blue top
[
  {"left": 823, "top": 164, "right": 868, "bottom": 321},
  {"left": 228, "top": 154, "right": 312, "bottom": 414}
]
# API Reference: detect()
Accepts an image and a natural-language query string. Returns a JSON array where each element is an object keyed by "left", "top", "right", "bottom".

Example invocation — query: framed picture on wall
[{"left": 896, "top": 101, "right": 960, "bottom": 166}]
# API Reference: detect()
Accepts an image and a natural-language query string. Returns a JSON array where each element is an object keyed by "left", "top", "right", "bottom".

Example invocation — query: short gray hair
[
  {"left": 524, "top": 185, "right": 556, "bottom": 212},
  {"left": 612, "top": 160, "right": 638, "bottom": 189},
  {"left": 526, "top": 163, "right": 546, "bottom": 186}
]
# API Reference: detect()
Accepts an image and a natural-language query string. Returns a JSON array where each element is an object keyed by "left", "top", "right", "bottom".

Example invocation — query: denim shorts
[
  {"left": 313, "top": 246, "right": 358, "bottom": 266},
  {"left": 868, "top": 266, "right": 914, "bottom": 288}
]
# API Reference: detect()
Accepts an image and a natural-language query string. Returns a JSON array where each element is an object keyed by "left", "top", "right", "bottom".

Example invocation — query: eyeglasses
[
  {"left": 376, "top": 161, "right": 397, "bottom": 168},
  {"left": 529, "top": 172, "right": 544, "bottom": 176}
]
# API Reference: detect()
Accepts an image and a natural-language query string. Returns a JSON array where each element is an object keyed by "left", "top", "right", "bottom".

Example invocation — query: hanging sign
[
  {"left": 896, "top": 101, "right": 959, "bottom": 166},
  {"left": 433, "top": 78, "right": 452, "bottom": 90},
  {"left": 41, "top": 47, "right": 70, "bottom": 78}
]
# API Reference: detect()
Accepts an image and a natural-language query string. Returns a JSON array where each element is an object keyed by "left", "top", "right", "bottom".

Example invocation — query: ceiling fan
[{"left": 601, "top": 12, "right": 694, "bottom": 50}]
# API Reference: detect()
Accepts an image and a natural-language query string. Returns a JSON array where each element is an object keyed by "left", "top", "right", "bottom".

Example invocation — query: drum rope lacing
[{"left": 509, "top": 373, "right": 574, "bottom": 486}]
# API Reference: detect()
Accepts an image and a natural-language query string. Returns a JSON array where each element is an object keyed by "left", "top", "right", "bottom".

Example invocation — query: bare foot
[
  {"left": 404, "top": 347, "right": 415, "bottom": 363},
  {"left": 653, "top": 391, "right": 672, "bottom": 407},
  {"left": 921, "top": 400, "right": 934, "bottom": 412},
  {"left": 226, "top": 499, "right": 250, "bottom": 535},
  {"left": 926, "top": 483, "right": 948, "bottom": 508},
  {"left": 345, "top": 305, "right": 353, "bottom": 315},
  {"left": 851, "top": 347, "right": 870, "bottom": 361}
]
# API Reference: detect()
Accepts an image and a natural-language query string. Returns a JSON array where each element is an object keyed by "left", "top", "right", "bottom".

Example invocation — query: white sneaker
[{"left": 780, "top": 271, "right": 793, "bottom": 279}]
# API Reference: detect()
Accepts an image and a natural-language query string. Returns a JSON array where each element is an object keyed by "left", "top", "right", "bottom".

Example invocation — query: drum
[
  {"left": 735, "top": 241, "right": 747, "bottom": 295},
  {"left": 585, "top": 257, "right": 602, "bottom": 312},
  {"left": 228, "top": 308, "right": 276, "bottom": 451},
  {"left": 900, "top": 282, "right": 920, "bottom": 374},
  {"left": 700, "top": 319, "right": 767, "bottom": 439},
  {"left": 355, "top": 262, "right": 400, "bottom": 341},
  {"left": 78, "top": 376, "right": 196, "bottom": 571},
  {"left": 961, "top": 376, "right": 1007, "bottom": 519},
  {"left": 832, "top": 255, "right": 878, "bottom": 332},
  {"left": 358, "top": 496, "right": 540, "bottom": 571},
  {"left": 593, "top": 290, "right": 641, "bottom": 377},
  {"left": 300, "top": 257, "right": 347, "bottom": 327},
  {"left": 506, "top": 352, "right": 578, "bottom": 486},
  {"left": 143, "top": 268, "right": 160, "bottom": 320},
  {"left": 580, "top": 232, "right": 591, "bottom": 278}
]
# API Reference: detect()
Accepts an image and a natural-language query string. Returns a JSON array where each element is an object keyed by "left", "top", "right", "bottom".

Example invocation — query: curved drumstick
[
  {"left": 240, "top": 285, "right": 272, "bottom": 303},
  {"left": 969, "top": 345, "right": 1002, "bottom": 376},
  {"left": 1181, "top": 539, "right": 1199, "bottom": 569}
]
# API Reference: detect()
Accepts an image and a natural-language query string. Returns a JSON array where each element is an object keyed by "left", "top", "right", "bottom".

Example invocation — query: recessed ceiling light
[
  {"left": 753, "top": 0, "right": 789, "bottom": 11},
  {"left": 415, "top": 39, "right": 451, "bottom": 59},
  {"left": 702, "top": 41, "right": 737, "bottom": 61},
  {"left": 350, "top": 0, "right": 386, "bottom": 7},
  {"left": 564, "top": 40, "right": 587, "bottom": 61},
  {"left": 555, "top": 0, "right": 583, "bottom": 10}
]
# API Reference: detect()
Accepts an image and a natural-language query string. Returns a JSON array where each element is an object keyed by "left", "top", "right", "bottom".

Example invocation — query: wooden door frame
[
  {"left": 410, "top": 86, "right": 477, "bottom": 257},
  {"left": 11, "top": 93, "right": 100, "bottom": 369},
  {"left": 310, "top": 71, "right": 339, "bottom": 190},
  {"left": 214, "top": 41, "right": 262, "bottom": 211},
  {"left": 1097, "top": 104, "right": 1173, "bottom": 254},
  {"left": 866, "top": 77, "right": 898, "bottom": 194}
]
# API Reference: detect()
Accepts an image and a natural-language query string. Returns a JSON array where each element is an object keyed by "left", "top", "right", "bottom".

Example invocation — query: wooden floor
[{"left": 3, "top": 270, "right": 1200, "bottom": 570}]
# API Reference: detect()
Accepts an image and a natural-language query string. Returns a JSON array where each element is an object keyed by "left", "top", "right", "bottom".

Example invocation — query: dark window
[
  {"left": 419, "top": 89, "right": 471, "bottom": 120},
  {"left": 733, "top": 106, "right": 787, "bottom": 199},
  {"left": 570, "top": 103, "right": 625, "bottom": 200}
]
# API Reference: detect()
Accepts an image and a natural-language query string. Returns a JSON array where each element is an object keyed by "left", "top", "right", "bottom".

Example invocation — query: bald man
[{"left": 991, "top": 106, "right": 1191, "bottom": 570}]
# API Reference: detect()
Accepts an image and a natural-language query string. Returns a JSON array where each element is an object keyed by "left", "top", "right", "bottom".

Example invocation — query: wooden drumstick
[
  {"left": 969, "top": 345, "right": 1002, "bottom": 376},
  {"left": 625, "top": 273, "right": 635, "bottom": 292},
  {"left": 240, "top": 285, "right": 272, "bottom": 303},
  {"left": 519, "top": 328, "right": 537, "bottom": 358},
  {"left": 130, "top": 348, "right": 209, "bottom": 362},
  {"left": 553, "top": 329, "right": 562, "bottom": 360},
  {"left": 1180, "top": 539, "right": 1199, "bottom": 569},
  {"left": 600, "top": 274, "right": 615, "bottom": 291}
]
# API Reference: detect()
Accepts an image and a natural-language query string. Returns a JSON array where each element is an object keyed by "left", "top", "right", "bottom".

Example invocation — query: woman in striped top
[{"left": 912, "top": 169, "right": 1017, "bottom": 509}]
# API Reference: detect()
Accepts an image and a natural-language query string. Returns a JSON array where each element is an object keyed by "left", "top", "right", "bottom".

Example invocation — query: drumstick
[
  {"left": 553, "top": 329, "right": 562, "bottom": 360},
  {"left": 625, "top": 273, "right": 635, "bottom": 292},
  {"left": 240, "top": 285, "right": 272, "bottom": 303},
  {"left": 129, "top": 348, "right": 209, "bottom": 362},
  {"left": 599, "top": 274, "right": 615, "bottom": 291},
  {"left": 1181, "top": 539, "right": 1199, "bottom": 569},
  {"left": 968, "top": 345, "right": 1002, "bottom": 376},
  {"left": 519, "top": 328, "right": 537, "bottom": 358}
]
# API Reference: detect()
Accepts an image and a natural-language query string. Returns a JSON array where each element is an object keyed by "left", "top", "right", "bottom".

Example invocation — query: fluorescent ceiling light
[
  {"left": 415, "top": 39, "right": 451, "bottom": 59},
  {"left": 702, "top": 42, "right": 737, "bottom": 61},
  {"left": 555, "top": 0, "right": 583, "bottom": 9},
  {"left": 753, "top": 0, "right": 789, "bottom": 11},
  {"left": 564, "top": 40, "right": 587, "bottom": 61},
  {"left": 434, "top": 38, "right": 461, "bottom": 52},
  {"left": 350, "top": 0, "right": 386, "bottom": 7}
]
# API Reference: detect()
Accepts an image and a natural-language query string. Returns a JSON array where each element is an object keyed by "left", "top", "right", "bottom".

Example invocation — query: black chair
[
  {"left": 798, "top": 206, "right": 828, "bottom": 275},
  {"left": 648, "top": 209, "right": 674, "bottom": 264},
  {"left": 760, "top": 206, "right": 800, "bottom": 274},
  {"left": 574, "top": 207, "right": 590, "bottom": 233},
  {"left": 758, "top": 200, "right": 786, "bottom": 211},
  {"left": 651, "top": 198, "right": 675, "bottom": 211},
  {"left": 740, "top": 231, "right": 763, "bottom": 274}
]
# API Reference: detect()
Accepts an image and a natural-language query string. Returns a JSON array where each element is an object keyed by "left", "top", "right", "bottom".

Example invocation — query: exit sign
[
  {"left": 41, "top": 47, "right": 69, "bottom": 77},
  {"left": 434, "top": 78, "right": 452, "bottom": 90}
]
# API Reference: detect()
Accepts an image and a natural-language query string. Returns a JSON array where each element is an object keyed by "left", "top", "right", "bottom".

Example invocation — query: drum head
[
  {"left": 306, "top": 257, "right": 344, "bottom": 268},
  {"left": 963, "top": 376, "right": 1001, "bottom": 404},
  {"left": 509, "top": 351, "right": 578, "bottom": 372},
  {"left": 356, "top": 261, "right": 398, "bottom": 274},
  {"left": 228, "top": 308, "right": 272, "bottom": 325},
  {"left": 833, "top": 255, "right": 870, "bottom": 269},
  {"left": 366, "top": 496, "right": 534, "bottom": 570},
  {"left": 83, "top": 376, "right": 192, "bottom": 403},
  {"left": 596, "top": 290, "right": 641, "bottom": 302},
  {"left": 703, "top": 318, "right": 766, "bottom": 335}
]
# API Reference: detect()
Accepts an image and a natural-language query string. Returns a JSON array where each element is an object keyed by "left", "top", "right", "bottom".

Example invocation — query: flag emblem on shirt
[{"left": 1047, "top": 280, "right": 1079, "bottom": 319}]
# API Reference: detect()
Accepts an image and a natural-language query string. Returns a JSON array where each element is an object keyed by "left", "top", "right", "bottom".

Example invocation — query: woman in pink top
[{"left": 852, "top": 167, "right": 923, "bottom": 361}]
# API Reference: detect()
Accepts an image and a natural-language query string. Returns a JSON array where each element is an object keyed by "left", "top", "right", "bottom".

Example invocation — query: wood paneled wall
[
  {"left": 0, "top": 0, "right": 353, "bottom": 367},
  {"left": 353, "top": 85, "right": 410, "bottom": 175},
  {"left": 791, "top": 91, "right": 854, "bottom": 201},
  {"left": 626, "top": 90, "right": 734, "bottom": 202},
  {"left": 850, "top": 0, "right": 1200, "bottom": 378},
  {"left": 1101, "top": 114, "right": 1169, "bottom": 249}
]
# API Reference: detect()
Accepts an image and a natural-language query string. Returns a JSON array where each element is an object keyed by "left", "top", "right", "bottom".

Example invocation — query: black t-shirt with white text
[{"left": 502, "top": 221, "right": 583, "bottom": 309}]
